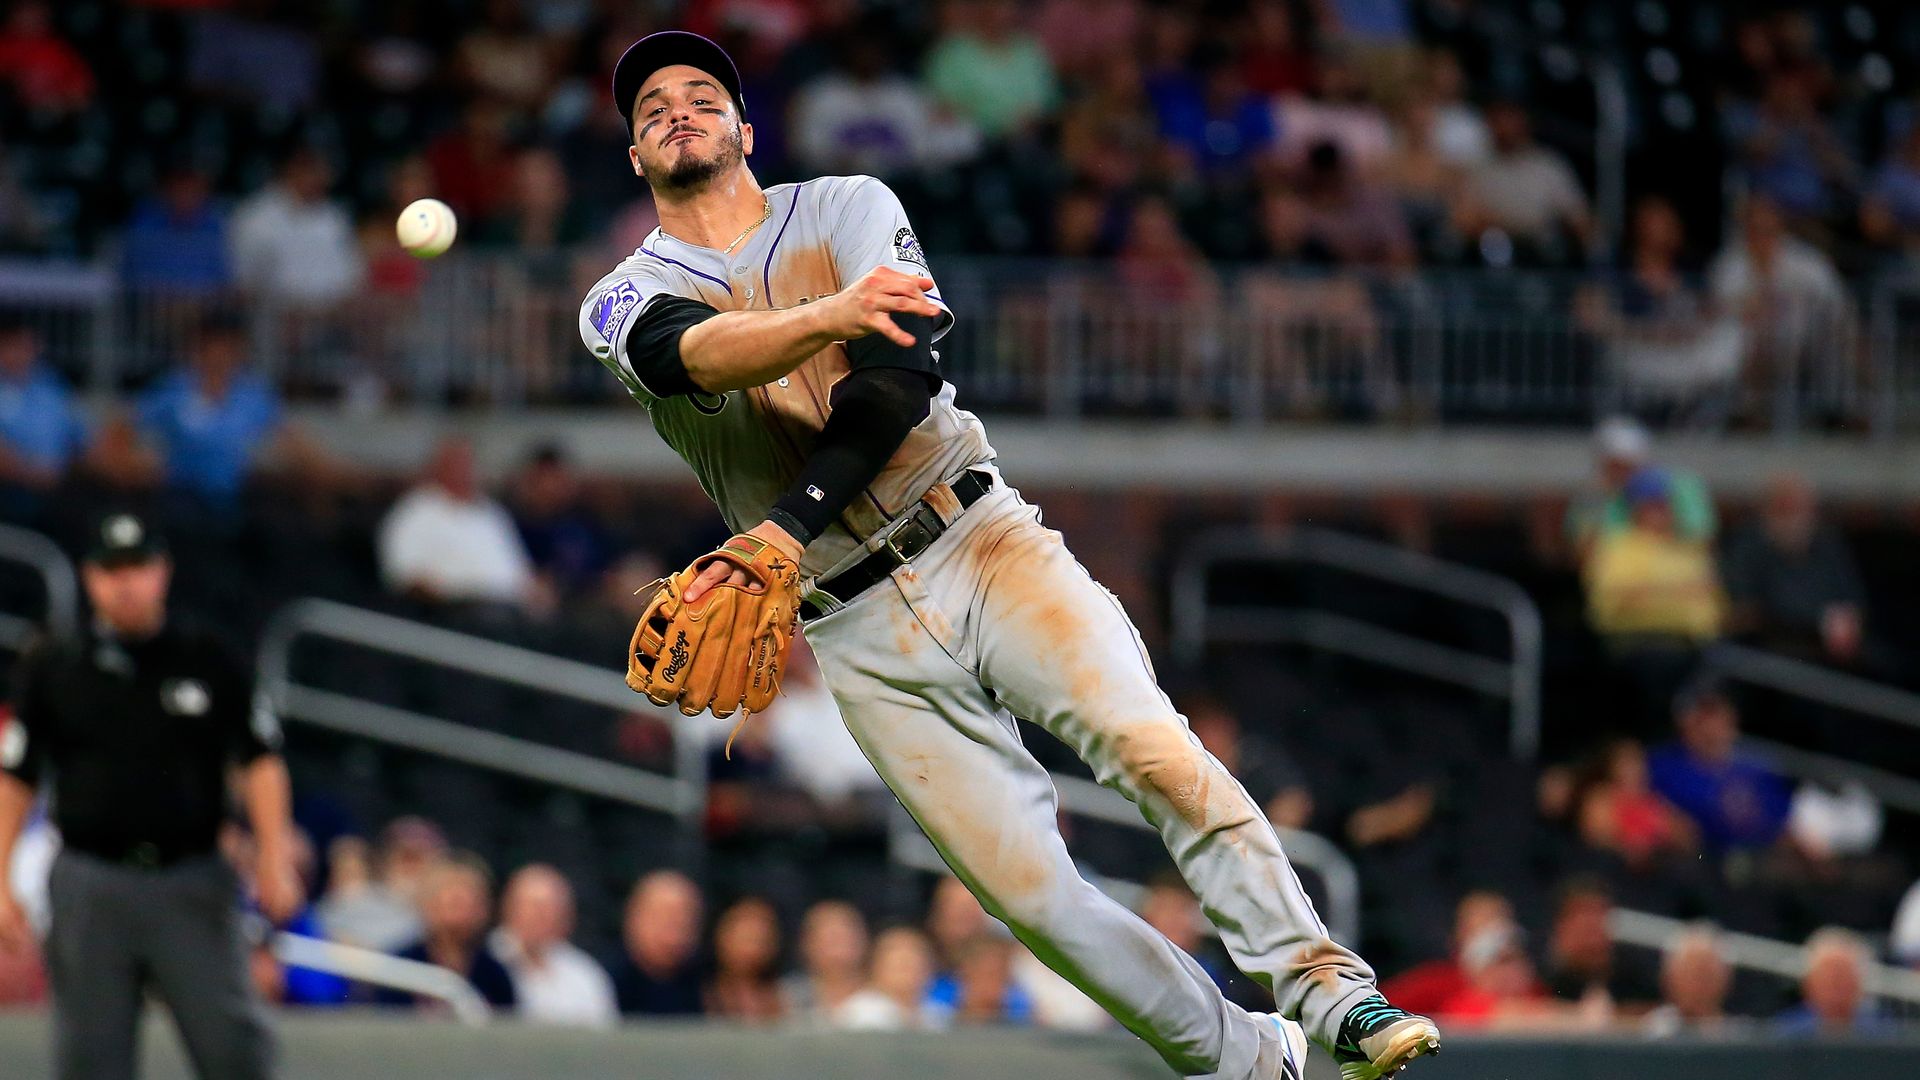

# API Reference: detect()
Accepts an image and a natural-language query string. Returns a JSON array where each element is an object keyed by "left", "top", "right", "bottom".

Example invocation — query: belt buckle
[{"left": 882, "top": 514, "right": 935, "bottom": 564}]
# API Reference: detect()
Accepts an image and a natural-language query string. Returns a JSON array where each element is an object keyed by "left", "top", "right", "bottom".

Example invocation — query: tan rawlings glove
[{"left": 627, "top": 534, "right": 801, "bottom": 719}]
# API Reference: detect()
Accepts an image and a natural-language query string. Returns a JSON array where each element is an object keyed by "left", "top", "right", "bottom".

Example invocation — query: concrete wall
[
  {"left": 289, "top": 409, "right": 1920, "bottom": 501},
  {"left": 1, "top": 1013, "right": 1913, "bottom": 1080}
]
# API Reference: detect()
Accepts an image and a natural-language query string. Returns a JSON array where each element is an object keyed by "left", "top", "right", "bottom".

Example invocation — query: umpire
[{"left": 0, "top": 511, "right": 300, "bottom": 1080}]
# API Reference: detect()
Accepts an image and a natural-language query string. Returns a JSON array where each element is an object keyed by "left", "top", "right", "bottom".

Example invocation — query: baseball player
[{"left": 579, "top": 31, "right": 1440, "bottom": 1080}]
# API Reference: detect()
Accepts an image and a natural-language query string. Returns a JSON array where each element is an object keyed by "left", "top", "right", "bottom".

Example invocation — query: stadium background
[{"left": 5, "top": 0, "right": 1920, "bottom": 1075}]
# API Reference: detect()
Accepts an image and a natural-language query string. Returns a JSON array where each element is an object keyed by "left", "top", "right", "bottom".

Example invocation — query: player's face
[{"left": 628, "top": 64, "right": 753, "bottom": 194}]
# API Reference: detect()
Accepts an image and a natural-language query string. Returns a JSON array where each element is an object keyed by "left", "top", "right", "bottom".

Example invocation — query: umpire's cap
[
  {"left": 85, "top": 511, "right": 168, "bottom": 568},
  {"left": 613, "top": 31, "right": 745, "bottom": 135}
]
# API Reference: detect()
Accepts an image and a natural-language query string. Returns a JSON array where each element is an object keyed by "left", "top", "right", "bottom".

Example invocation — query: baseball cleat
[
  {"left": 1265, "top": 1013, "right": 1310, "bottom": 1080},
  {"left": 1331, "top": 994, "right": 1441, "bottom": 1079}
]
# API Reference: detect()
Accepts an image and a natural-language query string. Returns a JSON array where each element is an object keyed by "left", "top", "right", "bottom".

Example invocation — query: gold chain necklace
[{"left": 721, "top": 198, "right": 772, "bottom": 255}]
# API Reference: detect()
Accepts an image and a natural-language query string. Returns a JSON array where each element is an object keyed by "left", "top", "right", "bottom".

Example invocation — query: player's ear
[
  {"left": 740, "top": 121, "right": 754, "bottom": 157},
  {"left": 629, "top": 144, "right": 644, "bottom": 179}
]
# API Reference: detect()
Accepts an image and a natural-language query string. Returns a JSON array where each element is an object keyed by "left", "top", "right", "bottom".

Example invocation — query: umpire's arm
[{"left": 230, "top": 673, "right": 303, "bottom": 925}]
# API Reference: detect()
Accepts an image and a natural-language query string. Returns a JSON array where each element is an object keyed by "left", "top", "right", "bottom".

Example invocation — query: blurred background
[{"left": 4, "top": 0, "right": 1920, "bottom": 1076}]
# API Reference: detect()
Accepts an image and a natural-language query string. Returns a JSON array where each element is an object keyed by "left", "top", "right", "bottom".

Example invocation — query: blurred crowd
[
  {"left": 1377, "top": 883, "right": 1904, "bottom": 1036},
  {"left": 3, "top": 294, "right": 1920, "bottom": 1014},
  {"left": 2, "top": 0, "right": 1920, "bottom": 1034},
  {"left": 6, "top": 0, "right": 1920, "bottom": 270},
  {"left": 0, "top": 806, "right": 1240, "bottom": 1032},
  {"left": 1, "top": 1, "right": 1918, "bottom": 423},
  {"left": 4, "top": 299, "right": 1920, "bottom": 1028},
  {"left": 6, "top": 804, "right": 1916, "bottom": 1037}
]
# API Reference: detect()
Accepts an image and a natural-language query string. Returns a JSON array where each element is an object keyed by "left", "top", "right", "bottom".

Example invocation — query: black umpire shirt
[{"left": 1, "top": 620, "right": 280, "bottom": 865}]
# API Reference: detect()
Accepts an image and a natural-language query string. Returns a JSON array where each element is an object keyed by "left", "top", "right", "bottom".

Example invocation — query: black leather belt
[
  {"left": 800, "top": 469, "right": 994, "bottom": 622},
  {"left": 71, "top": 841, "right": 209, "bottom": 871}
]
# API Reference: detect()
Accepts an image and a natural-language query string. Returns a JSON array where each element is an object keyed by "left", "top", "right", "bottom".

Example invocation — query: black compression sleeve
[
  {"left": 766, "top": 366, "right": 933, "bottom": 547},
  {"left": 623, "top": 295, "right": 720, "bottom": 396},
  {"left": 843, "top": 311, "right": 940, "bottom": 385}
]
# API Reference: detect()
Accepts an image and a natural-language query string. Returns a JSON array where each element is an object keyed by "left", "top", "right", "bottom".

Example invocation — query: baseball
[{"left": 396, "top": 198, "right": 458, "bottom": 258}]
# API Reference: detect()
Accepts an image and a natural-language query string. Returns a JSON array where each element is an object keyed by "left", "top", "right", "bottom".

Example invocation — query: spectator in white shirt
[
  {"left": 378, "top": 437, "right": 536, "bottom": 610},
  {"left": 781, "top": 900, "right": 870, "bottom": 1024},
  {"left": 837, "top": 927, "right": 942, "bottom": 1031},
  {"left": 1461, "top": 102, "right": 1593, "bottom": 264},
  {"left": 489, "top": 864, "right": 617, "bottom": 1027},
  {"left": 315, "top": 818, "right": 447, "bottom": 952},
  {"left": 760, "top": 640, "right": 887, "bottom": 807},
  {"left": 1424, "top": 50, "right": 1491, "bottom": 167},
  {"left": 792, "top": 35, "right": 942, "bottom": 178},
  {"left": 228, "top": 147, "right": 365, "bottom": 308},
  {"left": 1707, "top": 194, "right": 1857, "bottom": 424}
]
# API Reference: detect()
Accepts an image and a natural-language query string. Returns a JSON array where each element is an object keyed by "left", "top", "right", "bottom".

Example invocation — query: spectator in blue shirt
[
  {"left": 926, "top": 932, "right": 1034, "bottom": 1026},
  {"left": 1151, "top": 52, "right": 1279, "bottom": 183},
  {"left": 377, "top": 855, "right": 517, "bottom": 1010},
  {"left": 510, "top": 443, "right": 612, "bottom": 601},
  {"left": 227, "top": 825, "right": 352, "bottom": 1007},
  {"left": 1861, "top": 125, "right": 1920, "bottom": 258},
  {"left": 0, "top": 314, "right": 86, "bottom": 498},
  {"left": 134, "top": 311, "right": 294, "bottom": 506},
  {"left": 1726, "top": 75, "right": 1855, "bottom": 223},
  {"left": 121, "top": 165, "right": 230, "bottom": 293},
  {"left": 1647, "top": 682, "right": 1793, "bottom": 854}
]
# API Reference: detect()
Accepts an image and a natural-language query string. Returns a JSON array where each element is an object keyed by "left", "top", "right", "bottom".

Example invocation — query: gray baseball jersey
[
  {"left": 578, "top": 174, "right": 994, "bottom": 576},
  {"left": 581, "top": 173, "right": 1381, "bottom": 1078}
]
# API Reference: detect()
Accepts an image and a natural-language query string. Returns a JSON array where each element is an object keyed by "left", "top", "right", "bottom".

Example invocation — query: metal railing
[
  {"left": 1609, "top": 908, "right": 1920, "bottom": 1007},
  {"left": 1745, "top": 737, "right": 1920, "bottom": 818},
  {"left": 255, "top": 598, "right": 706, "bottom": 824},
  {"left": 1705, "top": 641, "right": 1920, "bottom": 736},
  {"left": 1048, "top": 772, "right": 1359, "bottom": 946},
  {"left": 885, "top": 784, "right": 1363, "bottom": 948},
  {"left": 9, "top": 253, "right": 1918, "bottom": 434},
  {"left": 0, "top": 524, "right": 79, "bottom": 646},
  {"left": 1701, "top": 641, "right": 1920, "bottom": 815},
  {"left": 267, "top": 931, "right": 490, "bottom": 1025},
  {"left": 254, "top": 598, "right": 1364, "bottom": 946},
  {"left": 1170, "top": 525, "right": 1544, "bottom": 758}
]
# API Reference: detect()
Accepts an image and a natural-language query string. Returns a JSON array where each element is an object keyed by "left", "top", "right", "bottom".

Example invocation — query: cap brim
[
  {"left": 613, "top": 31, "right": 745, "bottom": 132},
  {"left": 87, "top": 549, "right": 165, "bottom": 569}
]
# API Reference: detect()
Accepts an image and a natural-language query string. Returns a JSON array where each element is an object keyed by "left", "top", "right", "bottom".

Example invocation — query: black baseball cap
[
  {"left": 612, "top": 31, "right": 745, "bottom": 135},
  {"left": 85, "top": 511, "right": 168, "bottom": 567}
]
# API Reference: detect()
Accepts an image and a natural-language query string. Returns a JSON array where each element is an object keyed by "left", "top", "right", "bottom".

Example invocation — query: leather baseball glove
[{"left": 627, "top": 534, "right": 801, "bottom": 720}]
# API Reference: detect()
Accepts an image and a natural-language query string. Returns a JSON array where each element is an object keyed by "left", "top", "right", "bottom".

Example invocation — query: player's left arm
[{"left": 687, "top": 177, "right": 945, "bottom": 600}]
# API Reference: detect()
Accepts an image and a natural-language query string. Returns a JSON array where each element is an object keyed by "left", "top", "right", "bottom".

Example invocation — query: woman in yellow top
[{"left": 1585, "top": 467, "right": 1726, "bottom": 643}]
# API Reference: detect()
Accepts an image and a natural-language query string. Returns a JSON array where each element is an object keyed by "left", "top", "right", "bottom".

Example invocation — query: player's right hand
[{"left": 820, "top": 267, "right": 941, "bottom": 347}]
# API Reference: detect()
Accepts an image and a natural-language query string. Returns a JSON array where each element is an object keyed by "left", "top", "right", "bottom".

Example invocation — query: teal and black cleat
[{"left": 1331, "top": 994, "right": 1442, "bottom": 1080}]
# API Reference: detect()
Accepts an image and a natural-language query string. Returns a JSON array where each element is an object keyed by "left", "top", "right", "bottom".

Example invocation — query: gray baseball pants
[
  {"left": 45, "top": 850, "right": 274, "bottom": 1080},
  {"left": 802, "top": 474, "right": 1376, "bottom": 1078}
]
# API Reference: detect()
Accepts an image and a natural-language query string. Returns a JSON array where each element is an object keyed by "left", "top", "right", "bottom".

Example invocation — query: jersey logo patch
[
  {"left": 160, "top": 677, "right": 211, "bottom": 717},
  {"left": 589, "top": 281, "right": 644, "bottom": 339},
  {"left": 893, "top": 227, "right": 928, "bottom": 270},
  {"left": 689, "top": 391, "right": 728, "bottom": 415}
]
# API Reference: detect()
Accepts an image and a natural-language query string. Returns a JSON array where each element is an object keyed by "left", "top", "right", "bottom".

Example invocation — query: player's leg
[
  {"left": 44, "top": 853, "right": 145, "bottom": 1080},
  {"left": 948, "top": 492, "right": 1401, "bottom": 1055},
  {"left": 139, "top": 857, "right": 275, "bottom": 1080},
  {"left": 804, "top": 582, "right": 1294, "bottom": 1080}
]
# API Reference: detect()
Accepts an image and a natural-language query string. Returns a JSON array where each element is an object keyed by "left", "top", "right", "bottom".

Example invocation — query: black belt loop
[{"left": 800, "top": 469, "right": 994, "bottom": 622}]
